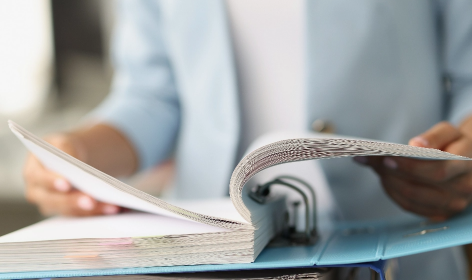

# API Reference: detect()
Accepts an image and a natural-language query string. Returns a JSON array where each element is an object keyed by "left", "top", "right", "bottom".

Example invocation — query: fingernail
[
  {"left": 54, "top": 178, "right": 71, "bottom": 192},
  {"left": 383, "top": 157, "right": 398, "bottom": 169},
  {"left": 451, "top": 200, "right": 468, "bottom": 211},
  {"left": 103, "top": 205, "right": 119, "bottom": 215},
  {"left": 353, "top": 156, "right": 368, "bottom": 164},
  {"left": 78, "top": 196, "right": 96, "bottom": 211},
  {"left": 411, "top": 136, "right": 429, "bottom": 147}
]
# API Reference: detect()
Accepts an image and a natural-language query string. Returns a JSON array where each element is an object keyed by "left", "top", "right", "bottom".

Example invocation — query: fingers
[
  {"left": 383, "top": 184, "right": 447, "bottom": 219},
  {"left": 24, "top": 133, "right": 85, "bottom": 193},
  {"left": 26, "top": 185, "right": 120, "bottom": 217},
  {"left": 357, "top": 155, "right": 472, "bottom": 195},
  {"left": 354, "top": 155, "right": 472, "bottom": 218},
  {"left": 353, "top": 121, "right": 472, "bottom": 219},
  {"left": 409, "top": 121, "right": 462, "bottom": 150},
  {"left": 447, "top": 171, "right": 472, "bottom": 196},
  {"left": 24, "top": 162, "right": 121, "bottom": 216},
  {"left": 355, "top": 129, "right": 472, "bottom": 185},
  {"left": 22, "top": 133, "right": 120, "bottom": 217},
  {"left": 24, "top": 156, "right": 72, "bottom": 193},
  {"left": 445, "top": 135, "right": 472, "bottom": 158},
  {"left": 377, "top": 166, "right": 468, "bottom": 218},
  {"left": 379, "top": 157, "right": 470, "bottom": 184},
  {"left": 378, "top": 122, "right": 472, "bottom": 182}
]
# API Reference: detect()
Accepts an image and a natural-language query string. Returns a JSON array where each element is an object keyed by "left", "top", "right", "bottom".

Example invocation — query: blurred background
[{"left": 0, "top": 0, "right": 115, "bottom": 235}]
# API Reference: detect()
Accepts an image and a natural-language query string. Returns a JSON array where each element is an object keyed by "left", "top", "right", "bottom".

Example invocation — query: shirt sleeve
[
  {"left": 87, "top": 0, "right": 180, "bottom": 171},
  {"left": 440, "top": 0, "right": 472, "bottom": 125}
]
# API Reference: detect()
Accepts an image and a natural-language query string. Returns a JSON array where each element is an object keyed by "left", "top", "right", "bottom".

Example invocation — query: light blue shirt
[{"left": 90, "top": 0, "right": 472, "bottom": 279}]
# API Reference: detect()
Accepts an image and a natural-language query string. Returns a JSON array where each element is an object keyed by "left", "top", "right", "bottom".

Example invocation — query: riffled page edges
[{"left": 230, "top": 137, "right": 471, "bottom": 224}]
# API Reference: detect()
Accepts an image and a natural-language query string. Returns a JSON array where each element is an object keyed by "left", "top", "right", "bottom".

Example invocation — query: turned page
[
  {"left": 9, "top": 121, "right": 250, "bottom": 229},
  {"left": 229, "top": 131, "right": 471, "bottom": 224}
]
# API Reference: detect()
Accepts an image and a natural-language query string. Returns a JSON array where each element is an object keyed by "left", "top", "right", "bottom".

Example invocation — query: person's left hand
[{"left": 354, "top": 121, "right": 472, "bottom": 221}]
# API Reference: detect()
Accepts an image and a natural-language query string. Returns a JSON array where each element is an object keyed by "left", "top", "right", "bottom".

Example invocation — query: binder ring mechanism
[{"left": 249, "top": 176, "right": 318, "bottom": 247}]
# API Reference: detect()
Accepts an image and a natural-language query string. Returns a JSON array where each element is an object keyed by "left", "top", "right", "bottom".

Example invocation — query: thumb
[{"left": 409, "top": 121, "right": 462, "bottom": 150}]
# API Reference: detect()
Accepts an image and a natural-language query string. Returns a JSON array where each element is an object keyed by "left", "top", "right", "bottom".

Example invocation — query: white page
[
  {"left": 9, "top": 122, "right": 249, "bottom": 228},
  {"left": 0, "top": 212, "right": 228, "bottom": 243},
  {"left": 15, "top": 133, "right": 189, "bottom": 220},
  {"left": 168, "top": 198, "right": 247, "bottom": 223}
]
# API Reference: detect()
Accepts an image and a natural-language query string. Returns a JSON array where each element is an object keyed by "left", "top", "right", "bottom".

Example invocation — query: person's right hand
[{"left": 23, "top": 134, "right": 121, "bottom": 216}]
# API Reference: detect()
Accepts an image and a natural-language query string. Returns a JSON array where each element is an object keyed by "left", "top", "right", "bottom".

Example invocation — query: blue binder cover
[
  {"left": 1, "top": 208, "right": 471, "bottom": 280},
  {"left": 0, "top": 248, "right": 390, "bottom": 280}
]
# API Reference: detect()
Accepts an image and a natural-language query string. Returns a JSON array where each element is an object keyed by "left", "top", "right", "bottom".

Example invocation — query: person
[{"left": 22, "top": 0, "right": 472, "bottom": 279}]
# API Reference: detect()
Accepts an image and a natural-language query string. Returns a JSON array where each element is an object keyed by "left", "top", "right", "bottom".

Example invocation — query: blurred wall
[
  {"left": 0, "top": 0, "right": 114, "bottom": 236},
  {"left": 0, "top": 0, "right": 53, "bottom": 121}
]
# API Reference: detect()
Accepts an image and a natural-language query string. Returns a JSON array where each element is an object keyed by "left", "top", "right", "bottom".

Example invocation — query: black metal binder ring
[
  {"left": 276, "top": 175, "right": 317, "bottom": 235},
  {"left": 249, "top": 176, "right": 317, "bottom": 246}
]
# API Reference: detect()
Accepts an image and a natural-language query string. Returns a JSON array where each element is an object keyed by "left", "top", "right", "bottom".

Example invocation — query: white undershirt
[{"left": 226, "top": 0, "right": 307, "bottom": 156}]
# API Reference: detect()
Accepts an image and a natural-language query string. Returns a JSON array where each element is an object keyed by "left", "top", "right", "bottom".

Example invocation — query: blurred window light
[{"left": 0, "top": 0, "right": 53, "bottom": 118}]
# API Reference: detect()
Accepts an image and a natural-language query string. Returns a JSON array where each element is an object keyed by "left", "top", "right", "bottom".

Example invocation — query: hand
[
  {"left": 23, "top": 133, "right": 121, "bottom": 216},
  {"left": 354, "top": 121, "right": 472, "bottom": 221}
]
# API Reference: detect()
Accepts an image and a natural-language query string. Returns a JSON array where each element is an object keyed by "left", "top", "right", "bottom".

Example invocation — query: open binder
[{"left": 2, "top": 122, "right": 472, "bottom": 280}]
